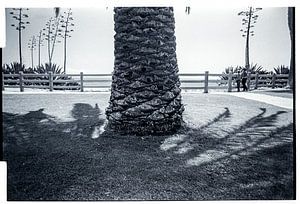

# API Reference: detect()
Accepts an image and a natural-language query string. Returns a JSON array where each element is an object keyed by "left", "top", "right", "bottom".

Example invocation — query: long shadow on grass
[
  {"left": 162, "top": 107, "right": 290, "bottom": 164},
  {"left": 3, "top": 104, "right": 294, "bottom": 200},
  {"left": 160, "top": 107, "right": 294, "bottom": 199},
  {"left": 3, "top": 103, "right": 105, "bottom": 200}
]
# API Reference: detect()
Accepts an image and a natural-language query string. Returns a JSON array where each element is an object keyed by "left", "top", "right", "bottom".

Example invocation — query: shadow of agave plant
[
  {"left": 3, "top": 103, "right": 105, "bottom": 148},
  {"left": 3, "top": 103, "right": 106, "bottom": 200}
]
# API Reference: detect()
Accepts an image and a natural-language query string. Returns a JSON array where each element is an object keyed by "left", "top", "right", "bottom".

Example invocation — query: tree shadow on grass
[
  {"left": 3, "top": 103, "right": 105, "bottom": 200},
  {"left": 161, "top": 107, "right": 289, "bottom": 162},
  {"left": 2, "top": 104, "right": 294, "bottom": 200},
  {"left": 159, "top": 107, "right": 294, "bottom": 199},
  {"left": 185, "top": 108, "right": 290, "bottom": 166}
]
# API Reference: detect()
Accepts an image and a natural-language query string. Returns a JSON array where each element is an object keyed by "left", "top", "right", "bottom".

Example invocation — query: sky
[{"left": 2, "top": 6, "right": 291, "bottom": 74}]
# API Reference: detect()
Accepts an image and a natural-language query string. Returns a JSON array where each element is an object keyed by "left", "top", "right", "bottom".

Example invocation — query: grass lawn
[{"left": 2, "top": 92, "right": 294, "bottom": 200}]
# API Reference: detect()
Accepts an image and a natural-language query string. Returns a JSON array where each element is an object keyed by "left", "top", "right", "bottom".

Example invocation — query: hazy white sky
[{"left": 2, "top": 7, "right": 291, "bottom": 74}]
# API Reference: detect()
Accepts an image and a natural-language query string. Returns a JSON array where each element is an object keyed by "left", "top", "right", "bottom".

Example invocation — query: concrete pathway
[{"left": 211, "top": 91, "right": 293, "bottom": 110}]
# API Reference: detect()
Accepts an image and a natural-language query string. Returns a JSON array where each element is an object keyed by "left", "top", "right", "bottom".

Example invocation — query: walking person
[
  {"left": 241, "top": 69, "right": 248, "bottom": 91},
  {"left": 236, "top": 71, "right": 241, "bottom": 92}
]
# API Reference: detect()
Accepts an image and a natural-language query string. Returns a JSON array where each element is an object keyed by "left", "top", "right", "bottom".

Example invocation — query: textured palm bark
[{"left": 106, "top": 7, "right": 184, "bottom": 135}]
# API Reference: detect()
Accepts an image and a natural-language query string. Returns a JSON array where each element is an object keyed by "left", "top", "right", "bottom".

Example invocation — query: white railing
[{"left": 2, "top": 71, "right": 290, "bottom": 92}]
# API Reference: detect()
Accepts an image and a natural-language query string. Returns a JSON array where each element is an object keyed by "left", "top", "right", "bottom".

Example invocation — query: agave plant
[
  {"left": 2, "top": 64, "right": 9, "bottom": 74},
  {"left": 248, "top": 63, "right": 269, "bottom": 74},
  {"left": 273, "top": 65, "right": 290, "bottom": 88},
  {"left": 220, "top": 65, "right": 243, "bottom": 81},
  {"left": 34, "top": 63, "right": 63, "bottom": 74},
  {"left": 220, "top": 63, "right": 269, "bottom": 86},
  {"left": 2, "top": 62, "right": 26, "bottom": 74},
  {"left": 2, "top": 62, "right": 26, "bottom": 85},
  {"left": 273, "top": 65, "right": 289, "bottom": 74},
  {"left": 34, "top": 63, "right": 79, "bottom": 90}
]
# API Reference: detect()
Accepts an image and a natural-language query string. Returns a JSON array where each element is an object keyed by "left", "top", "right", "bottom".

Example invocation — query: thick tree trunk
[
  {"left": 288, "top": 7, "right": 295, "bottom": 89},
  {"left": 106, "top": 7, "right": 184, "bottom": 135}
]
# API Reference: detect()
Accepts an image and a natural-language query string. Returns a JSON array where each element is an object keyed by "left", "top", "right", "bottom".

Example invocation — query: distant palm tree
[{"left": 106, "top": 7, "right": 184, "bottom": 135}]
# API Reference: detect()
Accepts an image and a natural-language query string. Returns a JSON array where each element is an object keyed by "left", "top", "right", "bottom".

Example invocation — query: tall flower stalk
[
  {"left": 238, "top": 7, "right": 262, "bottom": 71},
  {"left": 9, "top": 8, "right": 30, "bottom": 68},
  {"left": 42, "top": 16, "right": 62, "bottom": 68},
  {"left": 27, "top": 35, "right": 36, "bottom": 68},
  {"left": 59, "top": 8, "right": 75, "bottom": 74},
  {"left": 36, "top": 30, "right": 44, "bottom": 67}
]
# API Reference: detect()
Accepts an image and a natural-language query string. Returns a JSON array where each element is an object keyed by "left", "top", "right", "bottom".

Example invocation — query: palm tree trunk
[
  {"left": 106, "top": 7, "right": 184, "bottom": 135},
  {"left": 288, "top": 7, "right": 294, "bottom": 89}
]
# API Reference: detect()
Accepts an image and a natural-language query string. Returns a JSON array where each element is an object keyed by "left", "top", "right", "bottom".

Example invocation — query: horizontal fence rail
[{"left": 2, "top": 71, "right": 290, "bottom": 92}]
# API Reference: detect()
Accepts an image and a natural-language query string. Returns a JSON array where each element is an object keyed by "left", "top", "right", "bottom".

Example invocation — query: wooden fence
[{"left": 2, "top": 71, "right": 290, "bottom": 92}]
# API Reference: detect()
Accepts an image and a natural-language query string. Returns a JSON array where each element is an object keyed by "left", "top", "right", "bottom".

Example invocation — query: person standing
[
  {"left": 241, "top": 69, "right": 248, "bottom": 91},
  {"left": 236, "top": 71, "right": 241, "bottom": 92}
]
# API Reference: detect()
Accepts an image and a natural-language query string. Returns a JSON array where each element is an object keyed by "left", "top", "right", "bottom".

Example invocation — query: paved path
[{"left": 211, "top": 92, "right": 293, "bottom": 110}]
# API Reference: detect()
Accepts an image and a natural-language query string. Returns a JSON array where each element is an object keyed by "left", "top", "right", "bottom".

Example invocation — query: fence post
[
  {"left": 272, "top": 73, "right": 276, "bottom": 89},
  {"left": 19, "top": 71, "right": 24, "bottom": 92},
  {"left": 228, "top": 71, "right": 233, "bottom": 92},
  {"left": 2, "top": 73, "right": 4, "bottom": 91},
  {"left": 247, "top": 72, "right": 251, "bottom": 91},
  {"left": 49, "top": 71, "right": 53, "bottom": 91},
  {"left": 254, "top": 73, "right": 259, "bottom": 89},
  {"left": 204, "top": 71, "right": 209, "bottom": 93},
  {"left": 80, "top": 72, "right": 84, "bottom": 92}
]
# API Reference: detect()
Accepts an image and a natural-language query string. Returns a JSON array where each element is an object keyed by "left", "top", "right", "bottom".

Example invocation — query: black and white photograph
[{"left": 0, "top": 0, "right": 296, "bottom": 201}]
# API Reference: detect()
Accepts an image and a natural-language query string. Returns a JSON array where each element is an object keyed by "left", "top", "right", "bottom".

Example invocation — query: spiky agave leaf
[
  {"left": 34, "top": 63, "right": 62, "bottom": 75},
  {"left": 273, "top": 65, "right": 290, "bottom": 75},
  {"left": 33, "top": 63, "right": 79, "bottom": 89},
  {"left": 5, "top": 62, "right": 26, "bottom": 73},
  {"left": 248, "top": 63, "right": 270, "bottom": 74}
]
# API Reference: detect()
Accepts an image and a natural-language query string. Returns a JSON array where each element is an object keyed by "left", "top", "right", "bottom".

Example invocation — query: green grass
[{"left": 2, "top": 93, "right": 294, "bottom": 200}]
